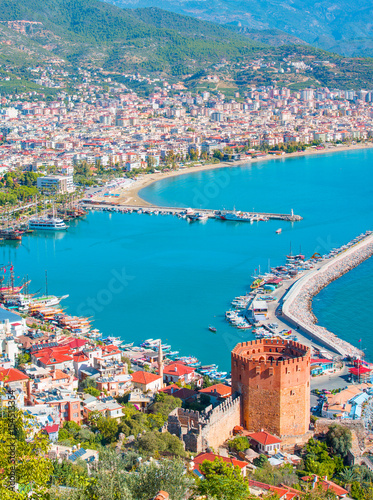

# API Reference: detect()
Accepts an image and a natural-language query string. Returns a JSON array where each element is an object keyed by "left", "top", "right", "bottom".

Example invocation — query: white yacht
[
  {"left": 29, "top": 217, "right": 67, "bottom": 231},
  {"left": 18, "top": 294, "right": 69, "bottom": 311}
]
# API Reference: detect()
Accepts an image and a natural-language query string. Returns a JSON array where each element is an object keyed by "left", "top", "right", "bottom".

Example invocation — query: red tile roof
[
  {"left": 131, "top": 371, "right": 162, "bottom": 385},
  {"left": 63, "top": 338, "right": 87, "bottom": 349},
  {"left": 101, "top": 345, "right": 121, "bottom": 356},
  {"left": 37, "top": 350, "right": 73, "bottom": 366},
  {"left": 73, "top": 352, "right": 90, "bottom": 363},
  {"left": 194, "top": 453, "right": 248, "bottom": 475},
  {"left": 44, "top": 424, "right": 59, "bottom": 434},
  {"left": 247, "top": 431, "right": 282, "bottom": 446},
  {"left": 199, "top": 383, "right": 232, "bottom": 398},
  {"left": 271, "top": 486, "right": 298, "bottom": 499},
  {"left": 172, "top": 388, "right": 197, "bottom": 400},
  {"left": 249, "top": 480, "right": 300, "bottom": 499},
  {"left": 163, "top": 362, "right": 195, "bottom": 377},
  {"left": 159, "top": 384, "right": 179, "bottom": 394},
  {"left": 53, "top": 369, "right": 70, "bottom": 381},
  {"left": 33, "top": 346, "right": 71, "bottom": 359},
  {"left": 301, "top": 475, "right": 348, "bottom": 497},
  {"left": 0, "top": 367, "right": 29, "bottom": 383}
]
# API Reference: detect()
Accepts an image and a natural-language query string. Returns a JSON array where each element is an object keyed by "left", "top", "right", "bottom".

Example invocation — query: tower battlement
[{"left": 231, "top": 338, "right": 310, "bottom": 437}]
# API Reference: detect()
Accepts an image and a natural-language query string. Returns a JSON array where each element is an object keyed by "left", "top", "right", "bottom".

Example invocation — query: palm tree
[{"left": 338, "top": 467, "right": 360, "bottom": 490}]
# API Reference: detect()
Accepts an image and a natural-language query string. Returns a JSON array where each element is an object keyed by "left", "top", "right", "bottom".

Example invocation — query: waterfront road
[{"left": 260, "top": 270, "right": 338, "bottom": 359}]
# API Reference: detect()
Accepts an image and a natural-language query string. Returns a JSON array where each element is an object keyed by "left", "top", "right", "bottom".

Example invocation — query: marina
[
  {"left": 282, "top": 231, "right": 373, "bottom": 358},
  {"left": 224, "top": 231, "right": 372, "bottom": 360},
  {"left": 0, "top": 266, "right": 231, "bottom": 382},
  {"left": 0, "top": 204, "right": 87, "bottom": 242}
]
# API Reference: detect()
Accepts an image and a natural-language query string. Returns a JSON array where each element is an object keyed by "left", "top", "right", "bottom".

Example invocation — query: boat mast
[
  {"left": 10, "top": 264, "right": 14, "bottom": 293},
  {"left": 45, "top": 270, "right": 48, "bottom": 297}
]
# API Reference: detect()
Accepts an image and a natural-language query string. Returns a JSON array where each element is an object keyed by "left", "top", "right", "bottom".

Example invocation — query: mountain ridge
[
  {"left": 103, "top": 0, "right": 373, "bottom": 57},
  {"left": 0, "top": 0, "right": 372, "bottom": 93}
]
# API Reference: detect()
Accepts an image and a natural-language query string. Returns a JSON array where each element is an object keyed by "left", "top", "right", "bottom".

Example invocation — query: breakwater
[
  {"left": 282, "top": 231, "right": 373, "bottom": 358},
  {"left": 83, "top": 202, "right": 302, "bottom": 222}
]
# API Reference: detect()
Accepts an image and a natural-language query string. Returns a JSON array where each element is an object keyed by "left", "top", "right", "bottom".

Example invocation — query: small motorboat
[
  {"left": 209, "top": 325, "right": 217, "bottom": 333},
  {"left": 276, "top": 228, "right": 282, "bottom": 234}
]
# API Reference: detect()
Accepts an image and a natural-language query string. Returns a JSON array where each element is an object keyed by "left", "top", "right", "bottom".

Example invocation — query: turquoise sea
[{"left": 2, "top": 148, "right": 373, "bottom": 371}]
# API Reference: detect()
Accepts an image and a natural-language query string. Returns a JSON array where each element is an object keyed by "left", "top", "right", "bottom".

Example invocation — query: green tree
[
  {"left": 228, "top": 436, "right": 250, "bottom": 452},
  {"left": 149, "top": 393, "right": 182, "bottom": 420},
  {"left": 302, "top": 438, "right": 339, "bottom": 478},
  {"left": 326, "top": 424, "right": 352, "bottom": 457},
  {"left": 127, "top": 459, "right": 193, "bottom": 500},
  {"left": 84, "top": 386, "right": 101, "bottom": 398},
  {"left": 301, "top": 486, "right": 338, "bottom": 499},
  {"left": 137, "top": 430, "right": 185, "bottom": 457},
  {"left": 16, "top": 352, "right": 30, "bottom": 366},
  {"left": 253, "top": 454, "right": 269, "bottom": 468},
  {"left": 253, "top": 463, "right": 298, "bottom": 487},
  {"left": 338, "top": 467, "right": 360, "bottom": 489},
  {"left": 213, "top": 149, "right": 224, "bottom": 160},
  {"left": 96, "top": 417, "right": 119, "bottom": 444},
  {"left": 197, "top": 458, "right": 250, "bottom": 500},
  {"left": 79, "top": 377, "right": 97, "bottom": 391},
  {"left": 88, "top": 448, "right": 133, "bottom": 500},
  {"left": 146, "top": 156, "right": 156, "bottom": 170},
  {"left": 0, "top": 406, "right": 52, "bottom": 499},
  {"left": 189, "top": 148, "right": 198, "bottom": 161}
]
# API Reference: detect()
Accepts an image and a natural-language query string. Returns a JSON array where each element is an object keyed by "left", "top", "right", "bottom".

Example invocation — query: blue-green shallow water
[{"left": 2, "top": 148, "right": 373, "bottom": 371}]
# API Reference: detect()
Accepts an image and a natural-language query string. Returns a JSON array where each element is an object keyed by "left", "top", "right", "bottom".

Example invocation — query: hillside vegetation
[
  {"left": 0, "top": 0, "right": 262, "bottom": 76},
  {"left": 105, "top": 0, "right": 373, "bottom": 57},
  {"left": 0, "top": 0, "right": 372, "bottom": 91}
]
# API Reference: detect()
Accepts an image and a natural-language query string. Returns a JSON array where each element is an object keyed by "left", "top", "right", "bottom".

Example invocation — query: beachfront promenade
[{"left": 281, "top": 233, "right": 373, "bottom": 358}]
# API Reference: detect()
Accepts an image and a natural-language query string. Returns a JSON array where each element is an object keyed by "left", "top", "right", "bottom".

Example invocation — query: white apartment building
[{"left": 37, "top": 175, "right": 75, "bottom": 193}]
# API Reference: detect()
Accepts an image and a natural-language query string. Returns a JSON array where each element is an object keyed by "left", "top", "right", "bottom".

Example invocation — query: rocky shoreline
[{"left": 283, "top": 232, "right": 373, "bottom": 358}]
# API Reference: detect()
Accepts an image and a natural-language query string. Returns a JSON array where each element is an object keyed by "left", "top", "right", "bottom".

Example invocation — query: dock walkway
[{"left": 83, "top": 202, "right": 302, "bottom": 222}]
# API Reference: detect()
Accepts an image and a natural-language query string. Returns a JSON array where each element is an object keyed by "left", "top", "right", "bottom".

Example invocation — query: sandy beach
[{"left": 106, "top": 142, "right": 373, "bottom": 207}]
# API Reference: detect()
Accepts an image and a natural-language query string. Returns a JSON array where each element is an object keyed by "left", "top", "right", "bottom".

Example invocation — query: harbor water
[{"left": 2, "top": 148, "right": 373, "bottom": 370}]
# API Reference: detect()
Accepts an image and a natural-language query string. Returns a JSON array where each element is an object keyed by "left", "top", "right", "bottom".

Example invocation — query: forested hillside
[{"left": 105, "top": 0, "right": 373, "bottom": 57}]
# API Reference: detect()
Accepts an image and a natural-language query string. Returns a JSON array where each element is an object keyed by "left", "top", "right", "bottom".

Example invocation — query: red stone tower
[{"left": 231, "top": 338, "right": 310, "bottom": 437}]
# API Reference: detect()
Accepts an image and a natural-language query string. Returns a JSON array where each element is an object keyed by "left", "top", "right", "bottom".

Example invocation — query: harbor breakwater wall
[{"left": 282, "top": 233, "right": 373, "bottom": 358}]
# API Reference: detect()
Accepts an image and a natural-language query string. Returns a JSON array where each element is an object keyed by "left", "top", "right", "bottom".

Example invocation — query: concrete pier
[{"left": 83, "top": 201, "right": 302, "bottom": 222}]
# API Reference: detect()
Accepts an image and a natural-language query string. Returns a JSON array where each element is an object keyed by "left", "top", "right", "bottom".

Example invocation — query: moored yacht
[
  {"left": 29, "top": 217, "right": 67, "bottom": 231},
  {"left": 18, "top": 294, "right": 69, "bottom": 311},
  {"left": 220, "top": 212, "right": 252, "bottom": 222}
]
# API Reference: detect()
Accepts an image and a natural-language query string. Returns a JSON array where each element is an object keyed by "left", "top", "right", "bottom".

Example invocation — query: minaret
[{"left": 158, "top": 339, "right": 164, "bottom": 387}]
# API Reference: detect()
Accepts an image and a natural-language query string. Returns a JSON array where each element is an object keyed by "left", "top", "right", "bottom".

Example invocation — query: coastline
[
  {"left": 282, "top": 233, "right": 373, "bottom": 358},
  {"left": 83, "top": 143, "right": 373, "bottom": 361},
  {"left": 112, "top": 142, "right": 373, "bottom": 207}
]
